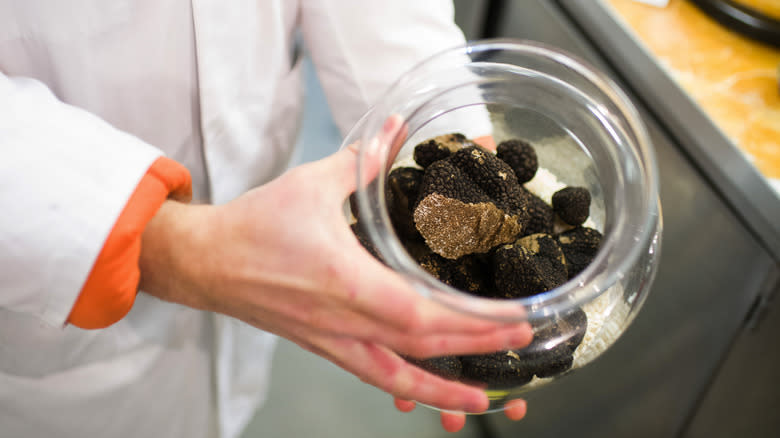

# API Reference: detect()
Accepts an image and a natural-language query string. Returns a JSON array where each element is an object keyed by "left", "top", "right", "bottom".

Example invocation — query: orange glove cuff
[{"left": 67, "top": 156, "right": 192, "bottom": 329}]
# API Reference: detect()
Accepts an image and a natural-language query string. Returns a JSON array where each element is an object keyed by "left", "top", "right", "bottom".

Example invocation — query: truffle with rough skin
[
  {"left": 413, "top": 133, "right": 475, "bottom": 168},
  {"left": 492, "top": 233, "right": 568, "bottom": 298},
  {"left": 350, "top": 222, "right": 382, "bottom": 262},
  {"left": 385, "top": 167, "right": 425, "bottom": 241},
  {"left": 406, "top": 356, "right": 463, "bottom": 380},
  {"left": 460, "top": 351, "right": 534, "bottom": 389},
  {"left": 488, "top": 308, "right": 587, "bottom": 381},
  {"left": 556, "top": 226, "right": 602, "bottom": 279},
  {"left": 524, "top": 308, "right": 588, "bottom": 378},
  {"left": 496, "top": 139, "right": 539, "bottom": 183},
  {"left": 552, "top": 187, "right": 591, "bottom": 226},
  {"left": 416, "top": 249, "right": 493, "bottom": 296},
  {"left": 413, "top": 146, "right": 529, "bottom": 259},
  {"left": 521, "top": 188, "right": 554, "bottom": 236},
  {"left": 458, "top": 308, "right": 587, "bottom": 386}
]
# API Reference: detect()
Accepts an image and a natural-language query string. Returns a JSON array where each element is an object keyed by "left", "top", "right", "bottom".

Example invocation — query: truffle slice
[
  {"left": 413, "top": 146, "right": 529, "bottom": 259},
  {"left": 492, "top": 233, "right": 568, "bottom": 298},
  {"left": 556, "top": 226, "right": 602, "bottom": 279},
  {"left": 460, "top": 351, "right": 534, "bottom": 389},
  {"left": 406, "top": 356, "right": 463, "bottom": 380},
  {"left": 413, "top": 133, "right": 475, "bottom": 168},
  {"left": 552, "top": 186, "right": 591, "bottom": 226},
  {"left": 385, "top": 167, "right": 425, "bottom": 241},
  {"left": 496, "top": 139, "right": 539, "bottom": 183},
  {"left": 414, "top": 193, "right": 523, "bottom": 260}
]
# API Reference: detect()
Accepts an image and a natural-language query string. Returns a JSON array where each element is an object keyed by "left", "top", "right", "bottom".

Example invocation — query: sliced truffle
[
  {"left": 385, "top": 167, "right": 425, "bottom": 241},
  {"left": 413, "top": 146, "right": 529, "bottom": 259},
  {"left": 552, "top": 186, "right": 591, "bottom": 226},
  {"left": 521, "top": 188, "right": 554, "bottom": 236},
  {"left": 496, "top": 139, "right": 539, "bottom": 183},
  {"left": 413, "top": 133, "right": 475, "bottom": 168},
  {"left": 492, "top": 233, "right": 568, "bottom": 298},
  {"left": 460, "top": 351, "right": 534, "bottom": 389},
  {"left": 406, "top": 356, "right": 463, "bottom": 380},
  {"left": 556, "top": 226, "right": 602, "bottom": 279}
]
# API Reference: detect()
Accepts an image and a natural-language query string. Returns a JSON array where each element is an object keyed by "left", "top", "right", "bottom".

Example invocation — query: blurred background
[{"left": 241, "top": 1, "right": 779, "bottom": 437}]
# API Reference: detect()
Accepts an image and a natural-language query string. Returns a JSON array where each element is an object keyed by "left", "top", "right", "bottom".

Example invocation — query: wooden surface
[{"left": 605, "top": 0, "right": 780, "bottom": 192}]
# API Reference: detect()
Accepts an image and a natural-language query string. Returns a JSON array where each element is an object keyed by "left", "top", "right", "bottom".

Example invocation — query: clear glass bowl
[{"left": 342, "top": 39, "right": 662, "bottom": 412}]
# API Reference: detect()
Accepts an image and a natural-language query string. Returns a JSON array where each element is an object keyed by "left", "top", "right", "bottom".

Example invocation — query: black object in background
[{"left": 688, "top": 0, "right": 780, "bottom": 47}]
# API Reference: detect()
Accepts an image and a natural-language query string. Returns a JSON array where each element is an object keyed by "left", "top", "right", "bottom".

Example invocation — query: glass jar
[{"left": 343, "top": 39, "right": 662, "bottom": 412}]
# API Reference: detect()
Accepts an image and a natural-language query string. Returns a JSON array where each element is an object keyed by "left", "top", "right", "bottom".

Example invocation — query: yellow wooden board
[{"left": 605, "top": 0, "right": 780, "bottom": 185}]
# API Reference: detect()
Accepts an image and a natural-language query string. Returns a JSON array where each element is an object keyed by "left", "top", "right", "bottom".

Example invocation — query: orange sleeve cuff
[{"left": 67, "top": 156, "right": 193, "bottom": 329}]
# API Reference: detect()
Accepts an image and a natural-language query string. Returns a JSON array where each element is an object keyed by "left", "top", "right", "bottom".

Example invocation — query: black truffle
[
  {"left": 556, "top": 226, "right": 602, "bottom": 279},
  {"left": 350, "top": 222, "right": 382, "bottom": 262},
  {"left": 521, "top": 188, "right": 554, "bottom": 236},
  {"left": 385, "top": 167, "right": 425, "bottom": 241},
  {"left": 552, "top": 187, "right": 591, "bottom": 226},
  {"left": 513, "top": 308, "right": 588, "bottom": 378},
  {"left": 416, "top": 249, "right": 493, "bottom": 296},
  {"left": 413, "top": 146, "right": 530, "bottom": 259},
  {"left": 413, "top": 133, "right": 475, "bottom": 168},
  {"left": 460, "top": 351, "right": 534, "bottom": 389},
  {"left": 406, "top": 356, "right": 463, "bottom": 380},
  {"left": 492, "top": 233, "right": 568, "bottom": 298},
  {"left": 496, "top": 139, "right": 539, "bottom": 184}
]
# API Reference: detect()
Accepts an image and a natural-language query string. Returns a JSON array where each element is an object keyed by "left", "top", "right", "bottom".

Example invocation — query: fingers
[
  {"left": 440, "top": 412, "right": 467, "bottom": 433},
  {"left": 388, "top": 322, "right": 533, "bottom": 358},
  {"left": 394, "top": 398, "right": 526, "bottom": 433},
  {"left": 394, "top": 398, "right": 416, "bottom": 413},
  {"left": 473, "top": 134, "right": 496, "bottom": 152},
  {"left": 504, "top": 399, "right": 527, "bottom": 421},
  {"left": 341, "top": 251, "right": 528, "bottom": 337},
  {"left": 311, "top": 335, "right": 490, "bottom": 413}
]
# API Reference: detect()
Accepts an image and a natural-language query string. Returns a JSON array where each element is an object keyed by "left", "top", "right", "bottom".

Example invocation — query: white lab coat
[{"left": 0, "top": 1, "right": 466, "bottom": 437}]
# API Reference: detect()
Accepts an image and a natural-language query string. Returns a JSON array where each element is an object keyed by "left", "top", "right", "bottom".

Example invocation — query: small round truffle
[
  {"left": 413, "top": 133, "right": 474, "bottom": 168},
  {"left": 552, "top": 186, "right": 591, "bottom": 226},
  {"left": 492, "top": 233, "right": 568, "bottom": 298},
  {"left": 496, "top": 139, "right": 539, "bottom": 183},
  {"left": 556, "top": 226, "right": 602, "bottom": 279}
]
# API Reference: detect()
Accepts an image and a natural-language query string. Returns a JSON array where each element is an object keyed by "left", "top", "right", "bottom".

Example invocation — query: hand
[
  {"left": 139, "top": 115, "right": 533, "bottom": 413},
  {"left": 394, "top": 398, "right": 527, "bottom": 433}
]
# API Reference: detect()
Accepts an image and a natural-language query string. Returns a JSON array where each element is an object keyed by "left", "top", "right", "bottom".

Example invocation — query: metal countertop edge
[{"left": 556, "top": 0, "right": 780, "bottom": 262}]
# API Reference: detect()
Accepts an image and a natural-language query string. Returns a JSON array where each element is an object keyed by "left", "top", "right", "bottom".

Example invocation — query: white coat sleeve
[
  {"left": 0, "top": 74, "right": 162, "bottom": 327},
  {"left": 299, "top": 0, "right": 468, "bottom": 135}
]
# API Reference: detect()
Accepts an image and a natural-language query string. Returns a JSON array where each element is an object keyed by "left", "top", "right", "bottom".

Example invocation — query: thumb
[{"left": 321, "top": 114, "right": 407, "bottom": 198}]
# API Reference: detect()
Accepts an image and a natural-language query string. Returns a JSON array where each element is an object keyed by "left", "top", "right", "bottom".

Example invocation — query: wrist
[{"left": 138, "top": 200, "right": 222, "bottom": 312}]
